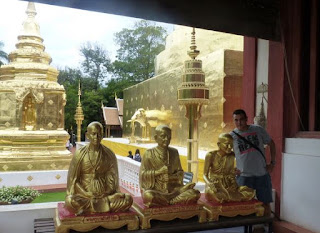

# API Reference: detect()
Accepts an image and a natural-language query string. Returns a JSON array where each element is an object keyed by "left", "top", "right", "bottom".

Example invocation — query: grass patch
[{"left": 31, "top": 191, "right": 66, "bottom": 203}]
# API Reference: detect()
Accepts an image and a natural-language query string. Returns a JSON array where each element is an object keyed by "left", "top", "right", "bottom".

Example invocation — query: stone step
[{"left": 34, "top": 218, "right": 55, "bottom": 233}]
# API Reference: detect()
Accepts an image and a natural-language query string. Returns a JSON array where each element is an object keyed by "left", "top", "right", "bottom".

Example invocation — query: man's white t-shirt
[{"left": 230, "top": 125, "right": 271, "bottom": 177}]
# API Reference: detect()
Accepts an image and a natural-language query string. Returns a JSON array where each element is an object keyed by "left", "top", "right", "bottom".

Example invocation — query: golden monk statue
[
  {"left": 65, "top": 122, "right": 133, "bottom": 215},
  {"left": 139, "top": 125, "right": 200, "bottom": 207},
  {"left": 22, "top": 96, "right": 36, "bottom": 130},
  {"left": 204, "top": 133, "right": 255, "bottom": 203}
]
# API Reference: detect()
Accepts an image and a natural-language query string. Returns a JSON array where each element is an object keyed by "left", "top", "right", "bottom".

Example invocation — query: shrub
[{"left": 0, "top": 186, "right": 41, "bottom": 204}]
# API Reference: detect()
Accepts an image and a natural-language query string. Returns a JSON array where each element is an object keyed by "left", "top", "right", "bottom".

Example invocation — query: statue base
[
  {"left": 132, "top": 196, "right": 206, "bottom": 229},
  {"left": 199, "top": 194, "right": 264, "bottom": 221},
  {"left": 54, "top": 203, "right": 139, "bottom": 233}
]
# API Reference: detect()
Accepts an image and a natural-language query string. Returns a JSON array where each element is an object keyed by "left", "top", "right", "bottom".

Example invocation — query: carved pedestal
[
  {"left": 132, "top": 197, "right": 207, "bottom": 229},
  {"left": 199, "top": 194, "right": 264, "bottom": 221},
  {"left": 54, "top": 203, "right": 139, "bottom": 233}
]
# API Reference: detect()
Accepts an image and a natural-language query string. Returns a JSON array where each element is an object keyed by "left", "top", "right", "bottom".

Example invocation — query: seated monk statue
[
  {"left": 65, "top": 122, "right": 133, "bottom": 215},
  {"left": 140, "top": 124, "right": 200, "bottom": 207},
  {"left": 204, "top": 133, "right": 255, "bottom": 203}
]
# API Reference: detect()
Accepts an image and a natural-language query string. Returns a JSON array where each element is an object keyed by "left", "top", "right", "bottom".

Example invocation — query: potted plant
[{"left": 0, "top": 186, "right": 41, "bottom": 205}]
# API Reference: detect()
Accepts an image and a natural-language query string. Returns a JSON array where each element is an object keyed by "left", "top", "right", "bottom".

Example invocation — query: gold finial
[
  {"left": 115, "top": 92, "right": 118, "bottom": 100},
  {"left": 26, "top": 2, "right": 37, "bottom": 17},
  {"left": 22, "top": 2, "right": 40, "bottom": 37},
  {"left": 77, "top": 81, "right": 81, "bottom": 106},
  {"left": 187, "top": 28, "right": 200, "bottom": 59}
]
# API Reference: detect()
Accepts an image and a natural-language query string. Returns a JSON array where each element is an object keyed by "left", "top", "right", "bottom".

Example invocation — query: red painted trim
[
  {"left": 243, "top": 37, "right": 257, "bottom": 123},
  {"left": 295, "top": 131, "right": 320, "bottom": 138},
  {"left": 309, "top": 0, "right": 318, "bottom": 131},
  {"left": 268, "top": 41, "right": 284, "bottom": 217}
]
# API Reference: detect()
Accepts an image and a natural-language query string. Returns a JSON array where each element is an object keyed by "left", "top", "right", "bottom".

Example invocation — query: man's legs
[
  {"left": 255, "top": 174, "right": 273, "bottom": 216},
  {"left": 238, "top": 174, "right": 273, "bottom": 215}
]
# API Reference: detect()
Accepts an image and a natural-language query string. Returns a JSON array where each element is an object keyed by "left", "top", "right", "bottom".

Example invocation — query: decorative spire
[
  {"left": 75, "top": 81, "right": 84, "bottom": 142},
  {"left": 26, "top": 2, "right": 37, "bottom": 17},
  {"left": 77, "top": 81, "right": 82, "bottom": 107},
  {"left": 1, "top": 1, "right": 57, "bottom": 81},
  {"left": 187, "top": 28, "right": 200, "bottom": 59},
  {"left": 21, "top": 2, "right": 40, "bottom": 36},
  {"left": 178, "top": 27, "right": 209, "bottom": 106}
]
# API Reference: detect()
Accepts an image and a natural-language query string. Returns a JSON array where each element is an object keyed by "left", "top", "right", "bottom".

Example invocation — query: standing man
[{"left": 230, "top": 109, "right": 276, "bottom": 217}]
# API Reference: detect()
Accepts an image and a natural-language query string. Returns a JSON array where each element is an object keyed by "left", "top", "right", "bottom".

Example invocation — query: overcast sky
[{"left": 0, "top": 0, "right": 174, "bottom": 69}]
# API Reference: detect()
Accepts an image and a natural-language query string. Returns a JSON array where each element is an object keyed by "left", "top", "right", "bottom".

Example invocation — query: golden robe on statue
[
  {"left": 65, "top": 125, "right": 132, "bottom": 215},
  {"left": 140, "top": 146, "right": 200, "bottom": 207},
  {"left": 204, "top": 133, "right": 255, "bottom": 203}
]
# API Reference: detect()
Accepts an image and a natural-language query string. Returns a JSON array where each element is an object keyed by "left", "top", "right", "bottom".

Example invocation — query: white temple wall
[{"left": 281, "top": 138, "right": 320, "bottom": 232}]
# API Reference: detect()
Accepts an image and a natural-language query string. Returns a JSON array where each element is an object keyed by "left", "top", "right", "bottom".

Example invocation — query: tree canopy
[
  {"left": 0, "top": 41, "right": 8, "bottom": 66},
  {"left": 80, "top": 42, "right": 111, "bottom": 90},
  {"left": 111, "top": 20, "right": 167, "bottom": 83}
]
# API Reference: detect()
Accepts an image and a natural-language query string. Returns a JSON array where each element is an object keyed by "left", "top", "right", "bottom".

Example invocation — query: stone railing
[{"left": 117, "top": 156, "right": 141, "bottom": 196}]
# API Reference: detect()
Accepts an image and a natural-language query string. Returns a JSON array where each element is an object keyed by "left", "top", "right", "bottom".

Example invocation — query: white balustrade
[
  {"left": 75, "top": 141, "right": 89, "bottom": 150},
  {"left": 116, "top": 155, "right": 141, "bottom": 196}
]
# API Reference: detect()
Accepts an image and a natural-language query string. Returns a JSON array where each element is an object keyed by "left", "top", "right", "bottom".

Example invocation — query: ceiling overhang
[{"left": 27, "top": 0, "right": 280, "bottom": 41}]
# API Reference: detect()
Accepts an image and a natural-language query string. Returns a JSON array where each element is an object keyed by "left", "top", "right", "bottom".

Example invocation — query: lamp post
[
  {"left": 177, "top": 28, "right": 209, "bottom": 182},
  {"left": 74, "top": 82, "right": 84, "bottom": 142}
]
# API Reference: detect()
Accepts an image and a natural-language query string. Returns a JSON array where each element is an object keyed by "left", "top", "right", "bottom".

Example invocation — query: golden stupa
[{"left": 0, "top": 2, "right": 72, "bottom": 171}]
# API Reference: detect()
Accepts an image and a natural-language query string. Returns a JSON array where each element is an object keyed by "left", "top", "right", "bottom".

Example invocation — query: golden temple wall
[{"left": 123, "top": 48, "right": 243, "bottom": 150}]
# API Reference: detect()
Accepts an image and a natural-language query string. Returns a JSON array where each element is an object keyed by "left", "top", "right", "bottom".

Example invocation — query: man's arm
[
  {"left": 266, "top": 139, "right": 276, "bottom": 173},
  {"left": 268, "top": 139, "right": 276, "bottom": 163}
]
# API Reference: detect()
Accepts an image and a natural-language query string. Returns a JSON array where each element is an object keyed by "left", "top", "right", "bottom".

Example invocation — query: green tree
[
  {"left": 57, "top": 67, "right": 82, "bottom": 86},
  {"left": 0, "top": 41, "right": 8, "bottom": 66},
  {"left": 111, "top": 20, "right": 167, "bottom": 83},
  {"left": 81, "top": 88, "right": 106, "bottom": 135},
  {"left": 80, "top": 42, "right": 111, "bottom": 90},
  {"left": 102, "top": 78, "right": 135, "bottom": 107}
]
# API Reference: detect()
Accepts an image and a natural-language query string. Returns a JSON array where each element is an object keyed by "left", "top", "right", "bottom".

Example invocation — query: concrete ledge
[
  {"left": 30, "top": 183, "right": 67, "bottom": 193},
  {"left": 0, "top": 202, "right": 59, "bottom": 233}
]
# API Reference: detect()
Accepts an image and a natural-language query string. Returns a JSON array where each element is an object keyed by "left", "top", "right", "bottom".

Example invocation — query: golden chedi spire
[
  {"left": 1, "top": 2, "right": 58, "bottom": 82},
  {"left": 0, "top": 2, "right": 71, "bottom": 172},
  {"left": 23, "top": 2, "right": 40, "bottom": 37}
]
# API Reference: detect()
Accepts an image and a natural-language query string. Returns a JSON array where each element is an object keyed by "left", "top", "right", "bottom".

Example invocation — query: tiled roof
[
  {"left": 102, "top": 107, "right": 120, "bottom": 126},
  {"left": 116, "top": 99, "right": 123, "bottom": 116}
]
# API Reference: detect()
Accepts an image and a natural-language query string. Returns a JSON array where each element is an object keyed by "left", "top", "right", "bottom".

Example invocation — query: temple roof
[
  {"left": 116, "top": 98, "right": 123, "bottom": 116},
  {"left": 102, "top": 107, "right": 121, "bottom": 126}
]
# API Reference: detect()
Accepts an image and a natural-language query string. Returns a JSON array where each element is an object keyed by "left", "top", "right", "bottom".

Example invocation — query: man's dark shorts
[{"left": 236, "top": 173, "right": 273, "bottom": 204}]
